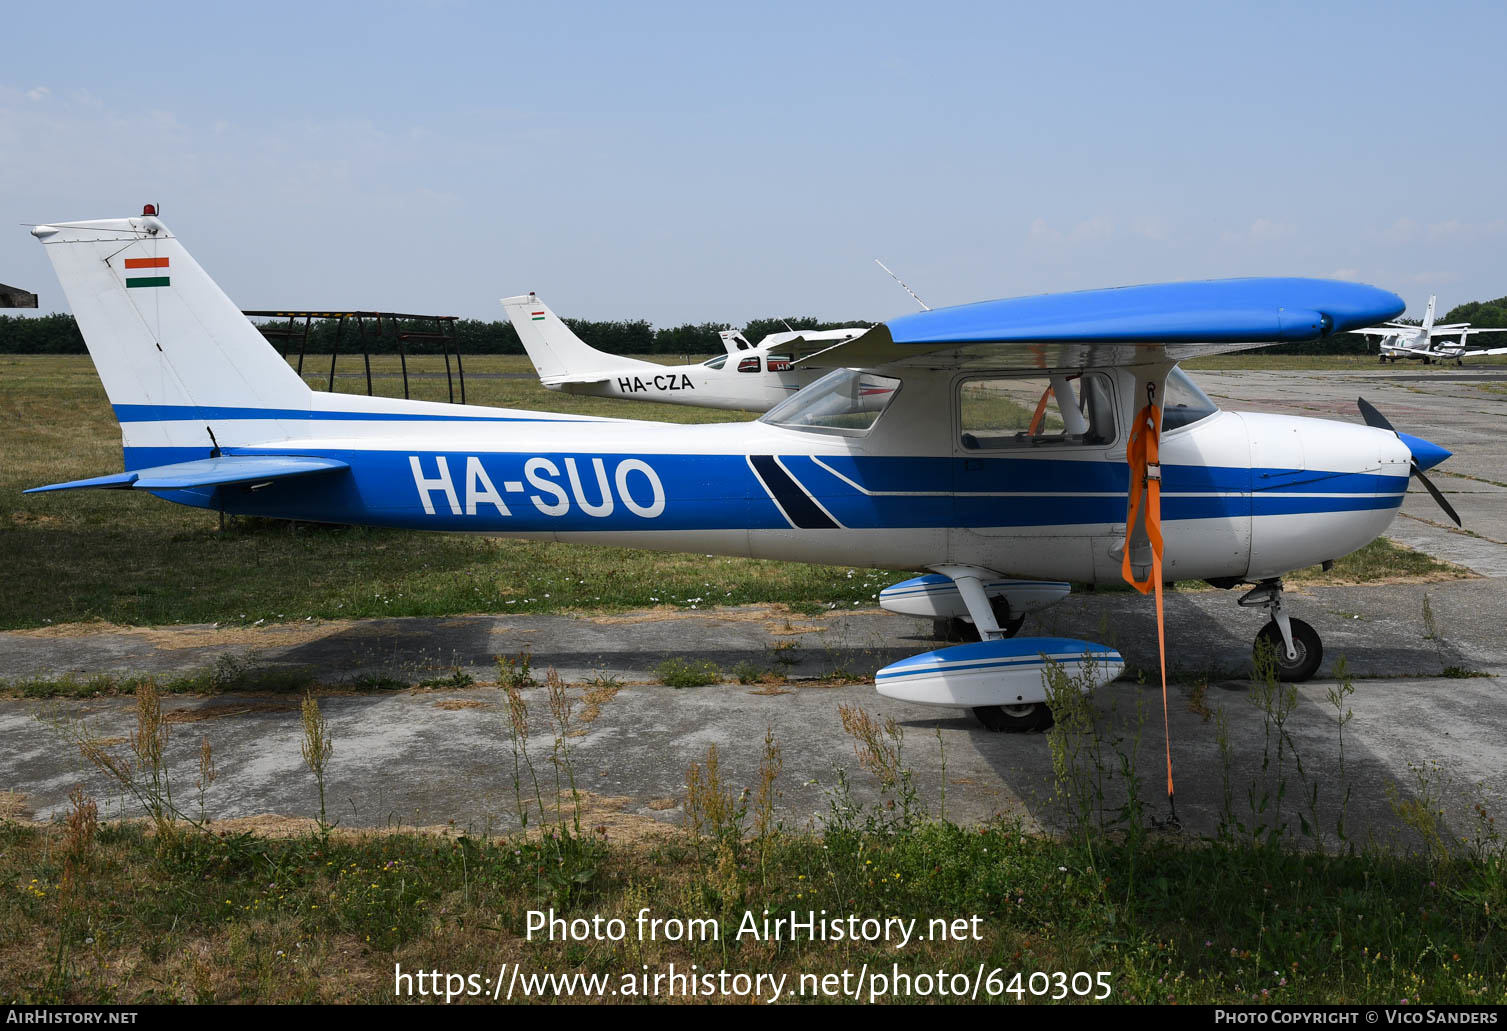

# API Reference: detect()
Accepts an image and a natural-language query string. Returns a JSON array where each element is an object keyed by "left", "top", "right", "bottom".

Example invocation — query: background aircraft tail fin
[
  {"left": 1422, "top": 294, "right": 1437, "bottom": 333},
  {"left": 501, "top": 292, "right": 632, "bottom": 384},
  {"left": 719, "top": 329, "right": 755, "bottom": 354},
  {"left": 31, "top": 210, "right": 310, "bottom": 449}
]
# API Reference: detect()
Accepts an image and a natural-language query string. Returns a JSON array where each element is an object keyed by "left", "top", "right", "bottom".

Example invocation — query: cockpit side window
[
  {"left": 760, "top": 368, "right": 902, "bottom": 435},
  {"left": 1160, "top": 368, "right": 1219, "bottom": 431}
]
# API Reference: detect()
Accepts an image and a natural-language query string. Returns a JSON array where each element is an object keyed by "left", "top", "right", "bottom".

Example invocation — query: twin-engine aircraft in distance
[
  {"left": 502, "top": 292, "right": 868, "bottom": 411},
  {"left": 25, "top": 208, "right": 1460, "bottom": 732},
  {"left": 1357, "top": 294, "right": 1507, "bottom": 364}
]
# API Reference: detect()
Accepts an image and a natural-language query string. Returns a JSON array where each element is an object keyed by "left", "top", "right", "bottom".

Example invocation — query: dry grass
[
  {"left": 164, "top": 702, "right": 297, "bottom": 724},
  {"left": 0, "top": 790, "right": 31, "bottom": 820}
]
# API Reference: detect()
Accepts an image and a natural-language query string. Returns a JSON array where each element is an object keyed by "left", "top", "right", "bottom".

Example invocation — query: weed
[
  {"left": 497, "top": 650, "right": 534, "bottom": 688},
  {"left": 836, "top": 702, "right": 923, "bottom": 828},
  {"left": 418, "top": 668, "right": 475, "bottom": 689},
  {"left": 752, "top": 726, "right": 783, "bottom": 886},
  {"left": 1386, "top": 760, "right": 1455, "bottom": 867},
  {"left": 657, "top": 656, "right": 720, "bottom": 688},
  {"left": 1325, "top": 656, "right": 1356, "bottom": 848},
  {"left": 732, "top": 660, "right": 768, "bottom": 685},
  {"left": 299, "top": 694, "right": 334, "bottom": 833},
  {"left": 494, "top": 669, "right": 605, "bottom": 907},
  {"left": 684, "top": 744, "right": 747, "bottom": 852},
  {"left": 195, "top": 735, "right": 216, "bottom": 825}
]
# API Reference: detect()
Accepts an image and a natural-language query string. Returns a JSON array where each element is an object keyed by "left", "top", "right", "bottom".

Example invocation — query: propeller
[{"left": 1357, "top": 397, "right": 1462, "bottom": 526}]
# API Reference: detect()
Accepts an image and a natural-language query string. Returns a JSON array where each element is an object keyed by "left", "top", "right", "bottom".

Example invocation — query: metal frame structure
[{"left": 243, "top": 310, "right": 465, "bottom": 403}]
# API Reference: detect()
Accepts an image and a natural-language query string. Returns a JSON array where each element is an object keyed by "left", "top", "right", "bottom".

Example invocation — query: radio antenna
[{"left": 874, "top": 258, "right": 930, "bottom": 311}]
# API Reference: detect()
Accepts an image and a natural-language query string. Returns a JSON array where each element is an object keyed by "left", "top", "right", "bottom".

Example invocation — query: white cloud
[
  {"left": 1249, "top": 218, "right": 1297, "bottom": 241},
  {"left": 1129, "top": 215, "right": 1172, "bottom": 242}
]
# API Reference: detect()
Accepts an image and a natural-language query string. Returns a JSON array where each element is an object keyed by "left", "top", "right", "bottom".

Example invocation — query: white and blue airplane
[
  {"left": 1358, "top": 294, "right": 1507, "bottom": 364},
  {"left": 503, "top": 292, "right": 867, "bottom": 412},
  {"left": 25, "top": 208, "right": 1458, "bottom": 732}
]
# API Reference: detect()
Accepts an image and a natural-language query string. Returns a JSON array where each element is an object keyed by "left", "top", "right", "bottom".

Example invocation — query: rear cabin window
[{"left": 959, "top": 373, "right": 1117, "bottom": 450}]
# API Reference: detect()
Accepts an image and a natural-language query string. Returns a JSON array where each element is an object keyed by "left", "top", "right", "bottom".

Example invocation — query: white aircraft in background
[
  {"left": 503, "top": 293, "right": 868, "bottom": 412},
  {"left": 27, "top": 208, "right": 1461, "bottom": 740},
  {"left": 1357, "top": 295, "right": 1507, "bottom": 364}
]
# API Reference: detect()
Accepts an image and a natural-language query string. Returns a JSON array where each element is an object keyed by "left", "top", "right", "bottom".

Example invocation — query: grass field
[
  {"left": 0, "top": 354, "right": 1465, "bottom": 631},
  {"left": 3, "top": 670, "right": 1505, "bottom": 1005}
]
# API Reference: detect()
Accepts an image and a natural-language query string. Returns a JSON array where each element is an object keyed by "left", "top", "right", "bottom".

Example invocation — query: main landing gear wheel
[
  {"left": 1254, "top": 618, "right": 1323, "bottom": 682},
  {"left": 932, "top": 596, "right": 1025, "bottom": 642},
  {"left": 972, "top": 703, "right": 1054, "bottom": 733}
]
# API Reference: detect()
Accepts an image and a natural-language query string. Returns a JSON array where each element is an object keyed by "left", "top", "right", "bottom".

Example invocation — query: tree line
[
  {"left": 0, "top": 312, "right": 868, "bottom": 357},
  {"left": 3, "top": 296, "right": 1504, "bottom": 356}
]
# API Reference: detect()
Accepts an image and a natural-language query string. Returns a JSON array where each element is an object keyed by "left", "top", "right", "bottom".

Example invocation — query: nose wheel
[
  {"left": 1254, "top": 617, "right": 1322, "bottom": 682},
  {"left": 1239, "top": 579, "right": 1324, "bottom": 682}
]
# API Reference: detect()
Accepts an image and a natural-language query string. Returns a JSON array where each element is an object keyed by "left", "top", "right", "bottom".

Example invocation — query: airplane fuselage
[
  {"left": 132, "top": 365, "right": 1413, "bottom": 585},
  {"left": 549, "top": 360, "right": 829, "bottom": 411}
]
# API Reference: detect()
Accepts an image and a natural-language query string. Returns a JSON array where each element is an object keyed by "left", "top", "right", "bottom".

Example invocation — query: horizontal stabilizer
[
  {"left": 27, "top": 455, "right": 349, "bottom": 494},
  {"left": 540, "top": 374, "right": 613, "bottom": 388}
]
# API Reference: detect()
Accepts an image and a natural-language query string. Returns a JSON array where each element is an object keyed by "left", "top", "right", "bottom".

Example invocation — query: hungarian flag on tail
[{"left": 124, "top": 256, "right": 169, "bottom": 289}]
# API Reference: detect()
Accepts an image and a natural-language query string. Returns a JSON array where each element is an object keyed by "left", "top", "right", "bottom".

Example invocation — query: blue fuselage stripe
[{"left": 116, "top": 441, "right": 1407, "bottom": 533}]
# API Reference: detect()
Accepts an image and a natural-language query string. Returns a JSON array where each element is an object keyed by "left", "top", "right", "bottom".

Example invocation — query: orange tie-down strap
[
  {"left": 1122, "top": 398, "right": 1178, "bottom": 817},
  {"left": 1121, "top": 399, "right": 1163, "bottom": 594}
]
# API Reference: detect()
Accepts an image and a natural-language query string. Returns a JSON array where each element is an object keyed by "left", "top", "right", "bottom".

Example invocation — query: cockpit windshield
[
  {"left": 1161, "top": 367, "right": 1219, "bottom": 430},
  {"left": 702, "top": 354, "right": 728, "bottom": 369},
  {"left": 759, "top": 368, "right": 902, "bottom": 435}
]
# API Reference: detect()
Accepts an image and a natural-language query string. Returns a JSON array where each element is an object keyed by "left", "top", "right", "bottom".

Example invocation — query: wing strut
[{"left": 1122, "top": 374, "right": 1179, "bottom": 828}]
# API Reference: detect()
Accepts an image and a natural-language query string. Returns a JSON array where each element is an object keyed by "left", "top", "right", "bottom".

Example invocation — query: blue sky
[{"left": 3, "top": 0, "right": 1503, "bottom": 324}]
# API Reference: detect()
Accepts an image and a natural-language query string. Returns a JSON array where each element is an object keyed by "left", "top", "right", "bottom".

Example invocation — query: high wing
[
  {"left": 754, "top": 328, "right": 869, "bottom": 362},
  {"left": 792, "top": 277, "right": 1405, "bottom": 371},
  {"left": 27, "top": 455, "right": 349, "bottom": 494}
]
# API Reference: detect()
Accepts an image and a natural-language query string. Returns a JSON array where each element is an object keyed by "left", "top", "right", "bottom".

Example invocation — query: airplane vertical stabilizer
[
  {"left": 502, "top": 293, "right": 659, "bottom": 384},
  {"left": 30, "top": 211, "right": 311, "bottom": 457}
]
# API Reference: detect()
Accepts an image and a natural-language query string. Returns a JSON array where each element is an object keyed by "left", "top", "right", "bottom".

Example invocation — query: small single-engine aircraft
[
  {"left": 1357, "top": 294, "right": 1507, "bottom": 364},
  {"left": 26, "top": 209, "right": 1460, "bottom": 735},
  {"left": 503, "top": 292, "right": 867, "bottom": 411}
]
